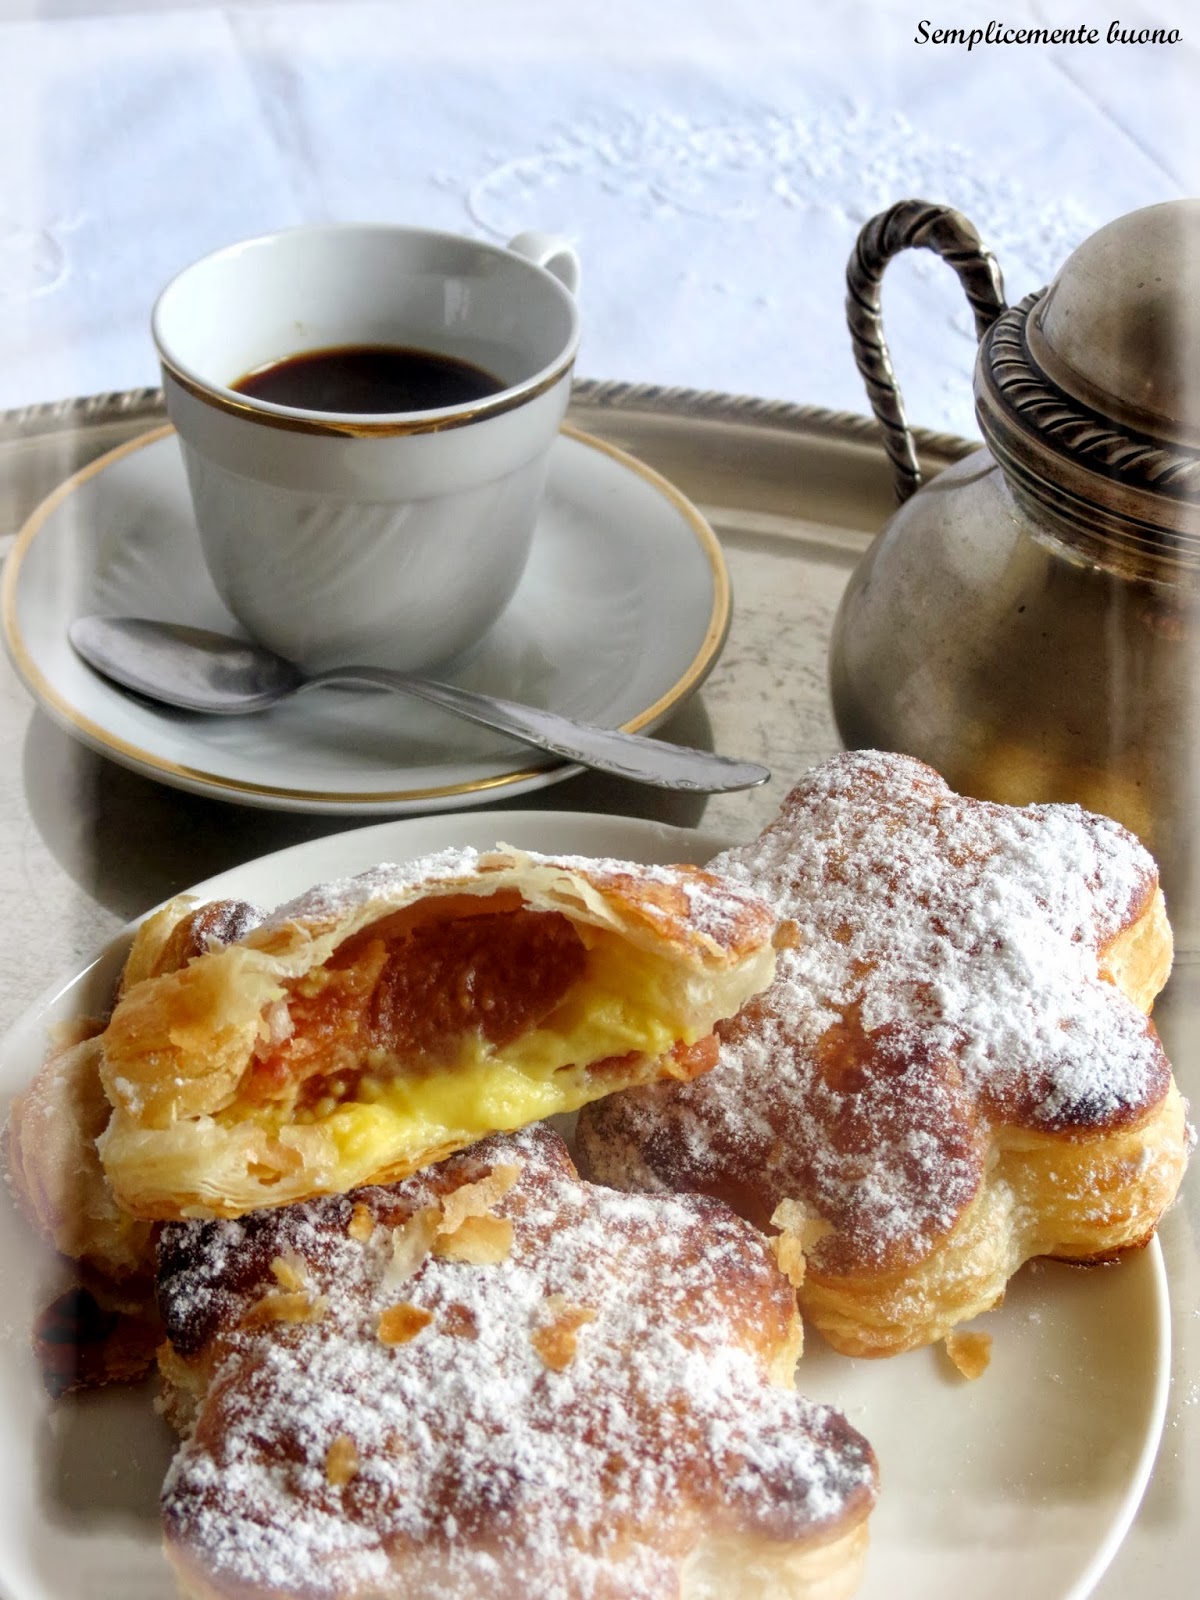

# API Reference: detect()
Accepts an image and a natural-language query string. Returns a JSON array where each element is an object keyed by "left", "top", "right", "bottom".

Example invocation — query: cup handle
[
  {"left": 847, "top": 199, "right": 1006, "bottom": 504},
  {"left": 506, "top": 230, "right": 581, "bottom": 295}
]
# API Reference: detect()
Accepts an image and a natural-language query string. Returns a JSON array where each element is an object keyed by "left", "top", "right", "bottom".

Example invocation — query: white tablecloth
[{"left": 0, "top": 0, "right": 1195, "bottom": 437}]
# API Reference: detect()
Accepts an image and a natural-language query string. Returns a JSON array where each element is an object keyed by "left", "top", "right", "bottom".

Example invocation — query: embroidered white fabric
[{"left": 0, "top": 0, "right": 1192, "bottom": 427}]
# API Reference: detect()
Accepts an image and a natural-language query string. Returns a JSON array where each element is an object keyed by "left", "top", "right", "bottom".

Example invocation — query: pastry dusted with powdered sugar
[
  {"left": 578, "top": 751, "right": 1190, "bottom": 1357},
  {"left": 156, "top": 1123, "right": 877, "bottom": 1600}
]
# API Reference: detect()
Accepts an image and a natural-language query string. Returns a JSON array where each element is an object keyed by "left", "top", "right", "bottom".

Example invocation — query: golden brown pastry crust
[
  {"left": 5, "top": 897, "right": 262, "bottom": 1282},
  {"left": 156, "top": 1124, "right": 876, "bottom": 1600},
  {"left": 578, "top": 752, "right": 1191, "bottom": 1357},
  {"left": 5, "top": 1033, "right": 154, "bottom": 1281},
  {"left": 117, "top": 895, "right": 263, "bottom": 997},
  {"left": 98, "top": 847, "right": 778, "bottom": 1221}
]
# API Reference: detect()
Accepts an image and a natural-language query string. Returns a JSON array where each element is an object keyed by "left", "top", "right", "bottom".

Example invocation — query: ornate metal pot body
[{"left": 830, "top": 199, "right": 1200, "bottom": 950}]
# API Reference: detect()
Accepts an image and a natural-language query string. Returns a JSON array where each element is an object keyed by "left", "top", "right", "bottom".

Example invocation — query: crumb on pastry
[
  {"left": 377, "top": 1302, "right": 434, "bottom": 1345},
  {"left": 346, "top": 1202, "right": 375, "bottom": 1242},
  {"left": 770, "top": 1200, "right": 834, "bottom": 1290},
  {"left": 244, "top": 1288, "right": 328, "bottom": 1327},
  {"left": 268, "top": 1253, "right": 307, "bottom": 1291},
  {"left": 324, "top": 1433, "right": 359, "bottom": 1486},
  {"left": 433, "top": 1212, "right": 514, "bottom": 1264},
  {"left": 437, "top": 1162, "right": 523, "bottom": 1233},
  {"left": 531, "top": 1294, "right": 599, "bottom": 1371}
]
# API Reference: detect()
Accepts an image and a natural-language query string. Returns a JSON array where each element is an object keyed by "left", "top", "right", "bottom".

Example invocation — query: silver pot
[{"left": 830, "top": 199, "right": 1200, "bottom": 951}]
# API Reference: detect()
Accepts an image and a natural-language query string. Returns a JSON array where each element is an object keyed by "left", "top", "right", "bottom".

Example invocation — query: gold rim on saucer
[{"left": 1, "top": 422, "right": 731, "bottom": 808}]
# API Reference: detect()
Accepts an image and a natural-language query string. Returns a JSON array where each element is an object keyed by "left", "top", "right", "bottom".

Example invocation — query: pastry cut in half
[
  {"left": 97, "top": 847, "right": 778, "bottom": 1220},
  {"left": 156, "top": 1123, "right": 877, "bottom": 1600},
  {"left": 578, "top": 751, "right": 1192, "bottom": 1358}
]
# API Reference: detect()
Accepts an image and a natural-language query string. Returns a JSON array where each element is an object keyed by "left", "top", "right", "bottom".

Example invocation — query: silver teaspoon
[{"left": 68, "top": 617, "right": 770, "bottom": 794}]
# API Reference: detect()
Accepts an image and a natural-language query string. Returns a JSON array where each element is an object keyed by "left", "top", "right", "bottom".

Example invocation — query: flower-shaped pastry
[
  {"left": 156, "top": 1124, "right": 877, "bottom": 1600},
  {"left": 579, "top": 752, "right": 1190, "bottom": 1357}
]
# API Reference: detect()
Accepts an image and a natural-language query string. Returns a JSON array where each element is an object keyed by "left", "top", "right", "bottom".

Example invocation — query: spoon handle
[{"left": 309, "top": 667, "right": 770, "bottom": 792}]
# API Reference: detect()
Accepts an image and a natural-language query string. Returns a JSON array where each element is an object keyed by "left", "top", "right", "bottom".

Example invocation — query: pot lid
[
  {"left": 1028, "top": 200, "right": 1200, "bottom": 449},
  {"left": 974, "top": 199, "right": 1200, "bottom": 573}
]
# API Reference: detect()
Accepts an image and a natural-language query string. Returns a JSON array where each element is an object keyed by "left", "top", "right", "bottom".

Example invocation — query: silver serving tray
[{"left": 0, "top": 383, "right": 1193, "bottom": 1600}]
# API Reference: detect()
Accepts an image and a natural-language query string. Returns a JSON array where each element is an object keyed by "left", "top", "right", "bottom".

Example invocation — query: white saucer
[
  {"left": 0, "top": 812, "right": 1171, "bottom": 1600},
  {"left": 1, "top": 425, "right": 729, "bottom": 814}
]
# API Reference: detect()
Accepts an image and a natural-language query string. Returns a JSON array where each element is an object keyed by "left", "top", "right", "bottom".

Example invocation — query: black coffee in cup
[{"left": 233, "top": 344, "right": 504, "bottom": 414}]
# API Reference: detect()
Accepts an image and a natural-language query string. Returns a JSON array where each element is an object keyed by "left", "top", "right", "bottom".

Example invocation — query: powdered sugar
[
  {"left": 255, "top": 846, "right": 770, "bottom": 961},
  {"left": 263, "top": 848, "right": 488, "bottom": 932},
  {"left": 718, "top": 751, "right": 1163, "bottom": 1122},
  {"left": 158, "top": 1126, "right": 874, "bottom": 1598}
]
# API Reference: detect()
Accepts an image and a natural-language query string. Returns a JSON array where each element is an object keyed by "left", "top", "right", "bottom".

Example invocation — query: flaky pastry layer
[{"left": 782, "top": 1082, "right": 1188, "bottom": 1356}]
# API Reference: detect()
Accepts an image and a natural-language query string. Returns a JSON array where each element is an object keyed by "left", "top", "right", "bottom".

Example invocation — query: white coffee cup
[{"left": 151, "top": 224, "right": 581, "bottom": 674}]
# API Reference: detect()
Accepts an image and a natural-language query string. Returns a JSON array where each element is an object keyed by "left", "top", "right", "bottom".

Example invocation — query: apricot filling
[
  {"left": 241, "top": 903, "right": 587, "bottom": 1110},
  {"left": 223, "top": 896, "right": 710, "bottom": 1171}
]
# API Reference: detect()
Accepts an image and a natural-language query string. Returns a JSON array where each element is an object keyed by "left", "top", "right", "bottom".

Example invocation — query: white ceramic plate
[
  {"left": 0, "top": 426, "right": 728, "bottom": 814},
  {"left": 0, "top": 812, "right": 1170, "bottom": 1600}
]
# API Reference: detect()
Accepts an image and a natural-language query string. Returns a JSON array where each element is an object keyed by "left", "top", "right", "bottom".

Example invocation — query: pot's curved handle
[{"left": 847, "top": 199, "right": 1007, "bottom": 504}]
